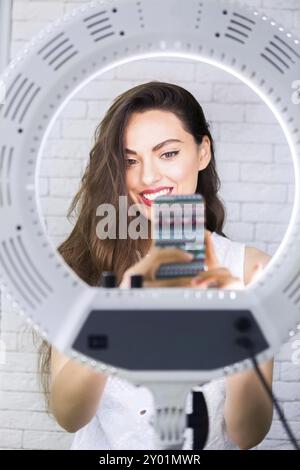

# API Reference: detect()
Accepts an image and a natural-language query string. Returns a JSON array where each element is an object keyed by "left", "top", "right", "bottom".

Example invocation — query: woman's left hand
[{"left": 190, "top": 230, "right": 245, "bottom": 289}]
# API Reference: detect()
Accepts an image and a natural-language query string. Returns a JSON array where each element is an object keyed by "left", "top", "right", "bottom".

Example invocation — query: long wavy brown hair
[{"left": 37, "top": 80, "right": 227, "bottom": 409}]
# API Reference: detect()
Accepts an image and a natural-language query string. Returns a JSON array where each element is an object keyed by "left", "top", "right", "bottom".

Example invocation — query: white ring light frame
[{"left": 0, "top": 0, "right": 300, "bottom": 389}]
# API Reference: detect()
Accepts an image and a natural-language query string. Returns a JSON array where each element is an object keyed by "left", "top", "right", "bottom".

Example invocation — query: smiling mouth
[{"left": 139, "top": 187, "right": 173, "bottom": 204}]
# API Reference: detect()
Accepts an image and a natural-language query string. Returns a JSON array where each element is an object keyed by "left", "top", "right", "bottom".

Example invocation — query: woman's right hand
[{"left": 120, "top": 245, "right": 194, "bottom": 288}]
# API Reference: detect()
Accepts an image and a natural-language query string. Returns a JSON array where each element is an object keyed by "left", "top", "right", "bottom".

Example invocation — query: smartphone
[{"left": 151, "top": 194, "right": 205, "bottom": 279}]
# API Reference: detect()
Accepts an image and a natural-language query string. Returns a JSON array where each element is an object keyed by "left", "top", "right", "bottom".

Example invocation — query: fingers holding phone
[
  {"left": 193, "top": 230, "right": 244, "bottom": 289},
  {"left": 119, "top": 246, "right": 194, "bottom": 288}
]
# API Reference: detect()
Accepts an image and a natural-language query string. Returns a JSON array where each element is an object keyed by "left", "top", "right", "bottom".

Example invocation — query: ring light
[{"left": 0, "top": 0, "right": 300, "bottom": 448}]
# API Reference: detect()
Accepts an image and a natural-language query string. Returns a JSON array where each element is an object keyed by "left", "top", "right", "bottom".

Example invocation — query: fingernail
[{"left": 185, "top": 253, "right": 194, "bottom": 260}]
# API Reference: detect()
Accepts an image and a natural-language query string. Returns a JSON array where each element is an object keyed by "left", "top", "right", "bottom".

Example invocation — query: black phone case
[{"left": 152, "top": 194, "right": 205, "bottom": 279}]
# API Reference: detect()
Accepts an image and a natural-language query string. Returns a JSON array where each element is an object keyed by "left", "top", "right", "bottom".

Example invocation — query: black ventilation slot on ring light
[
  {"left": 0, "top": 145, "right": 13, "bottom": 207},
  {"left": 225, "top": 11, "right": 255, "bottom": 45},
  {"left": 83, "top": 9, "right": 115, "bottom": 43},
  {"left": 283, "top": 270, "right": 300, "bottom": 306},
  {"left": 37, "top": 32, "right": 79, "bottom": 72},
  {"left": 15, "top": 235, "right": 54, "bottom": 296},
  {"left": 0, "top": 241, "right": 38, "bottom": 309},
  {"left": 194, "top": 2, "right": 203, "bottom": 30},
  {"left": 261, "top": 35, "right": 300, "bottom": 75},
  {"left": 0, "top": 237, "right": 54, "bottom": 310},
  {"left": 0, "top": 73, "right": 21, "bottom": 116},
  {"left": 2, "top": 74, "right": 41, "bottom": 123}
]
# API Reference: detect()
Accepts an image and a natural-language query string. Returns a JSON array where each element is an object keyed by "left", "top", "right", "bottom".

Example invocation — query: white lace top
[{"left": 70, "top": 232, "right": 245, "bottom": 450}]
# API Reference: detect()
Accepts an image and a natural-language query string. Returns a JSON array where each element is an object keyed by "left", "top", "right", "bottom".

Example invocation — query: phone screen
[{"left": 151, "top": 194, "right": 205, "bottom": 279}]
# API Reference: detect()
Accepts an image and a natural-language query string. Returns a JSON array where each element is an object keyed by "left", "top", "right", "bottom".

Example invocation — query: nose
[{"left": 141, "top": 158, "right": 161, "bottom": 186}]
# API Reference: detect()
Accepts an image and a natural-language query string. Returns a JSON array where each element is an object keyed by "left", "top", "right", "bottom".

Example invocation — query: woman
[{"left": 39, "top": 81, "right": 273, "bottom": 450}]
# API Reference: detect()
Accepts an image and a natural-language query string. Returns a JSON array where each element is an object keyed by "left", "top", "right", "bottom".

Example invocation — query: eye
[
  {"left": 125, "top": 158, "right": 138, "bottom": 166},
  {"left": 161, "top": 151, "right": 180, "bottom": 159}
]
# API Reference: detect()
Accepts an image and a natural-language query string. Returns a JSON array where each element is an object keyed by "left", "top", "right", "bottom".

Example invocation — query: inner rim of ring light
[{"left": 37, "top": 50, "right": 297, "bottom": 289}]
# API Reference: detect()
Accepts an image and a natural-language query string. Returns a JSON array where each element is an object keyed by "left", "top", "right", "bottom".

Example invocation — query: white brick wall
[{"left": 0, "top": 0, "right": 299, "bottom": 450}]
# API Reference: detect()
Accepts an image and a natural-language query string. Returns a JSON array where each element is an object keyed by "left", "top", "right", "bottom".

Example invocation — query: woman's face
[{"left": 123, "top": 109, "right": 211, "bottom": 220}]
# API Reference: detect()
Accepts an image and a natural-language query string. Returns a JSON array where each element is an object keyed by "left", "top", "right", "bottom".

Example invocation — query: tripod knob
[
  {"left": 101, "top": 271, "right": 117, "bottom": 288},
  {"left": 130, "top": 274, "right": 144, "bottom": 288}
]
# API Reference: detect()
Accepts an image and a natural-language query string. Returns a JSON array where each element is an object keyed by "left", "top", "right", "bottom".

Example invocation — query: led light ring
[{"left": 0, "top": 0, "right": 299, "bottom": 386}]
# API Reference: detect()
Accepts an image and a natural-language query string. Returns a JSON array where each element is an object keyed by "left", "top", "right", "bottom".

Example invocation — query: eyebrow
[{"left": 124, "top": 139, "right": 183, "bottom": 155}]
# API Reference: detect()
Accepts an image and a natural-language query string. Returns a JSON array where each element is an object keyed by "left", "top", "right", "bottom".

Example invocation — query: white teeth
[{"left": 142, "top": 188, "right": 172, "bottom": 201}]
